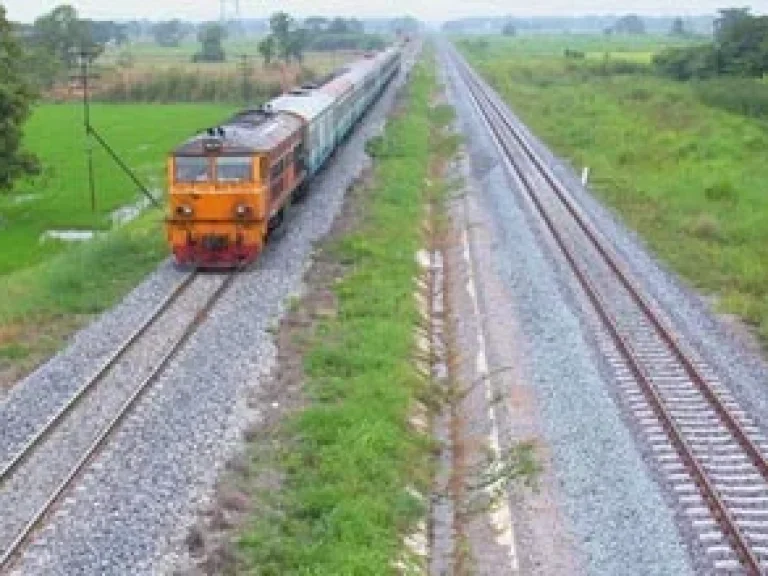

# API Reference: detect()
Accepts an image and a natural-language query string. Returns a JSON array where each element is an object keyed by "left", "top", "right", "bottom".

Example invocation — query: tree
[
  {"left": 152, "top": 20, "right": 186, "bottom": 47},
  {"left": 612, "top": 14, "right": 646, "bottom": 35},
  {"left": 31, "top": 5, "right": 92, "bottom": 66},
  {"left": 715, "top": 7, "right": 752, "bottom": 42},
  {"left": 194, "top": 23, "right": 226, "bottom": 62},
  {"left": 670, "top": 17, "right": 686, "bottom": 36},
  {"left": 328, "top": 18, "right": 350, "bottom": 34},
  {"left": 85, "top": 20, "right": 128, "bottom": 46},
  {"left": 258, "top": 35, "right": 275, "bottom": 66},
  {"left": 287, "top": 28, "right": 307, "bottom": 64},
  {"left": 502, "top": 21, "right": 516, "bottom": 36},
  {"left": 0, "top": 6, "right": 39, "bottom": 189},
  {"left": 304, "top": 17, "right": 328, "bottom": 32}
]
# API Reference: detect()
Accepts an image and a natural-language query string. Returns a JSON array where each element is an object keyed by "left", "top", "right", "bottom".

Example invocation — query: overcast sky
[{"left": 4, "top": 0, "right": 767, "bottom": 23}]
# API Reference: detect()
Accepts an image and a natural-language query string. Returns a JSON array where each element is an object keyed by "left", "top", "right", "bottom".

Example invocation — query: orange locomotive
[
  {"left": 166, "top": 47, "right": 401, "bottom": 267},
  {"left": 166, "top": 109, "right": 306, "bottom": 266}
]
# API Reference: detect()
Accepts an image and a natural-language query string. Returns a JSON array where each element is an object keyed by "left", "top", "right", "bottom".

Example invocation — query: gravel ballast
[
  {"left": 439, "top": 44, "right": 697, "bottom": 576},
  {"left": 3, "top": 70, "right": 406, "bottom": 576}
]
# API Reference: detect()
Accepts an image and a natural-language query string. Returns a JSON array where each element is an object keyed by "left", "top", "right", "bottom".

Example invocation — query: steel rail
[
  {"left": 0, "top": 271, "right": 198, "bottom": 486},
  {"left": 449, "top": 48, "right": 764, "bottom": 574},
  {"left": 455, "top": 53, "right": 768, "bottom": 496},
  {"left": 0, "top": 268, "right": 241, "bottom": 571}
]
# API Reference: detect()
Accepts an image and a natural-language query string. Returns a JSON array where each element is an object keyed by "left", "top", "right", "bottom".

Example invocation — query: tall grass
[{"left": 97, "top": 70, "right": 290, "bottom": 103}]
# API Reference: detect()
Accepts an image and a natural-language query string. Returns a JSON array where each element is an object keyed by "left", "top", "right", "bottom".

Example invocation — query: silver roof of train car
[
  {"left": 173, "top": 110, "right": 303, "bottom": 156},
  {"left": 267, "top": 90, "right": 335, "bottom": 123}
]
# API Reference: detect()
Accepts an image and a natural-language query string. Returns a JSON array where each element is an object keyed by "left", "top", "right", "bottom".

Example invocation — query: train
[{"left": 165, "top": 47, "right": 402, "bottom": 267}]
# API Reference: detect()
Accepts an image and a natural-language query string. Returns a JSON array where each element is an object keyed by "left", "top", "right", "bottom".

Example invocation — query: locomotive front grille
[{"left": 201, "top": 234, "right": 230, "bottom": 251}]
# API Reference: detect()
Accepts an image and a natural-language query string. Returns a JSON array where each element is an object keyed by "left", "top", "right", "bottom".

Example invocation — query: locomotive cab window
[
  {"left": 175, "top": 157, "right": 211, "bottom": 182},
  {"left": 216, "top": 156, "right": 252, "bottom": 182}
]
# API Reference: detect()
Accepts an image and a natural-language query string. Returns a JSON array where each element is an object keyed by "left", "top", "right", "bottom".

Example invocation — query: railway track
[
  {"left": 446, "top": 46, "right": 768, "bottom": 575},
  {"left": 0, "top": 268, "right": 241, "bottom": 571}
]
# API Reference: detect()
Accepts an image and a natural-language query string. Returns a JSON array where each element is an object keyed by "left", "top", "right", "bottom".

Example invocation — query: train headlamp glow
[
  {"left": 176, "top": 205, "right": 193, "bottom": 217},
  {"left": 235, "top": 204, "right": 252, "bottom": 218}
]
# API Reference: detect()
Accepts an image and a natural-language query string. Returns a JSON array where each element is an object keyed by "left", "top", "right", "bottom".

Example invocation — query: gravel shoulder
[
  {"left": 3, "top": 64, "right": 405, "bottom": 576},
  {"left": 439, "top": 43, "right": 696, "bottom": 576}
]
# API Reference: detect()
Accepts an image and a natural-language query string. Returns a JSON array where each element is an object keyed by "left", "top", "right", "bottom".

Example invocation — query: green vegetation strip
[
  {"left": 0, "top": 212, "right": 166, "bottom": 371},
  {"left": 459, "top": 37, "right": 768, "bottom": 344},
  {"left": 239, "top": 63, "right": 435, "bottom": 573}
]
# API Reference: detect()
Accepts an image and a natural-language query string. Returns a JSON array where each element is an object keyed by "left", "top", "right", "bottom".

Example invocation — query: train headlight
[
  {"left": 235, "top": 204, "right": 252, "bottom": 218},
  {"left": 175, "top": 205, "right": 193, "bottom": 217}
]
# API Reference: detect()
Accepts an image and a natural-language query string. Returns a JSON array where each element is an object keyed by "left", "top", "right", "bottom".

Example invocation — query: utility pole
[
  {"left": 70, "top": 46, "right": 100, "bottom": 212},
  {"left": 238, "top": 54, "right": 251, "bottom": 105},
  {"left": 69, "top": 46, "right": 161, "bottom": 213}
]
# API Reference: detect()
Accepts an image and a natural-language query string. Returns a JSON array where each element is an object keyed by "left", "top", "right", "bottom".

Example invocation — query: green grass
[
  {"left": 0, "top": 210, "right": 168, "bottom": 382},
  {"left": 458, "top": 36, "right": 768, "bottom": 344},
  {"left": 238, "top": 62, "right": 437, "bottom": 574},
  {"left": 0, "top": 103, "right": 234, "bottom": 275}
]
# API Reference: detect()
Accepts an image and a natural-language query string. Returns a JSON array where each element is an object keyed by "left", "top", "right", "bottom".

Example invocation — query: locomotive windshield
[
  {"left": 175, "top": 157, "right": 211, "bottom": 183},
  {"left": 215, "top": 157, "right": 252, "bottom": 182}
]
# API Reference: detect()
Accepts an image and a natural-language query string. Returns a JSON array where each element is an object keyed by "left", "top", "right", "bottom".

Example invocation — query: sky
[{"left": 3, "top": 0, "right": 768, "bottom": 24}]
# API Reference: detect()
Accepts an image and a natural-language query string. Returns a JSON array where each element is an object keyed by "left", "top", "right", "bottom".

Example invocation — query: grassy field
[
  {"left": 238, "top": 61, "right": 438, "bottom": 573},
  {"left": 457, "top": 36, "right": 768, "bottom": 344},
  {"left": 1, "top": 103, "right": 234, "bottom": 276},
  {"left": 456, "top": 34, "right": 696, "bottom": 61}
]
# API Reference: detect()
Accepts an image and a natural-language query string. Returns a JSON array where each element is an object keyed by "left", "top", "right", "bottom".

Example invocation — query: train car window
[
  {"left": 175, "top": 156, "right": 211, "bottom": 182},
  {"left": 216, "top": 156, "right": 252, "bottom": 182}
]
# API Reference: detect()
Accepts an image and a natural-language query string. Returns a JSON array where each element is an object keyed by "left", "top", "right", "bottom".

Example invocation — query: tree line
[
  {"left": 257, "top": 13, "right": 386, "bottom": 67},
  {"left": 654, "top": 8, "right": 768, "bottom": 80}
]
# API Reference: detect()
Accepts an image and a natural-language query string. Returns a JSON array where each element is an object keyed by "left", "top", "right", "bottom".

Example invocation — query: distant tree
[
  {"left": 0, "top": 6, "right": 39, "bottom": 189},
  {"left": 287, "top": 28, "right": 308, "bottom": 64},
  {"left": 714, "top": 7, "right": 752, "bottom": 41},
  {"left": 152, "top": 20, "right": 187, "bottom": 47},
  {"left": 304, "top": 17, "right": 328, "bottom": 32},
  {"left": 502, "top": 21, "right": 516, "bottom": 36},
  {"left": 328, "top": 17, "right": 349, "bottom": 34},
  {"left": 193, "top": 23, "right": 226, "bottom": 62},
  {"left": 389, "top": 16, "right": 420, "bottom": 34},
  {"left": 258, "top": 35, "right": 275, "bottom": 66},
  {"left": 670, "top": 17, "right": 686, "bottom": 36},
  {"left": 612, "top": 14, "right": 646, "bottom": 35},
  {"left": 31, "top": 5, "right": 92, "bottom": 66},
  {"left": 85, "top": 20, "right": 128, "bottom": 46},
  {"left": 716, "top": 13, "right": 768, "bottom": 75}
]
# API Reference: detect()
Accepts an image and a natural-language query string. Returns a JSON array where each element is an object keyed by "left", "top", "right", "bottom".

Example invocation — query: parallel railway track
[
  {"left": 0, "top": 268, "right": 241, "bottom": 571},
  {"left": 447, "top": 46, "right": 768, "bottom": 575}
]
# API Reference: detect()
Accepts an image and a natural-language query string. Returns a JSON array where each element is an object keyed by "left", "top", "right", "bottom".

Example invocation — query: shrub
[
  {"left": 685, "top": 213, "right": 722, "bottom": 241},
  {"left": 694, "top": 78, "right": 768, "bottom": 119},
  {"left": 704, "top": 180, "right": 739, "bottom": 204}
]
